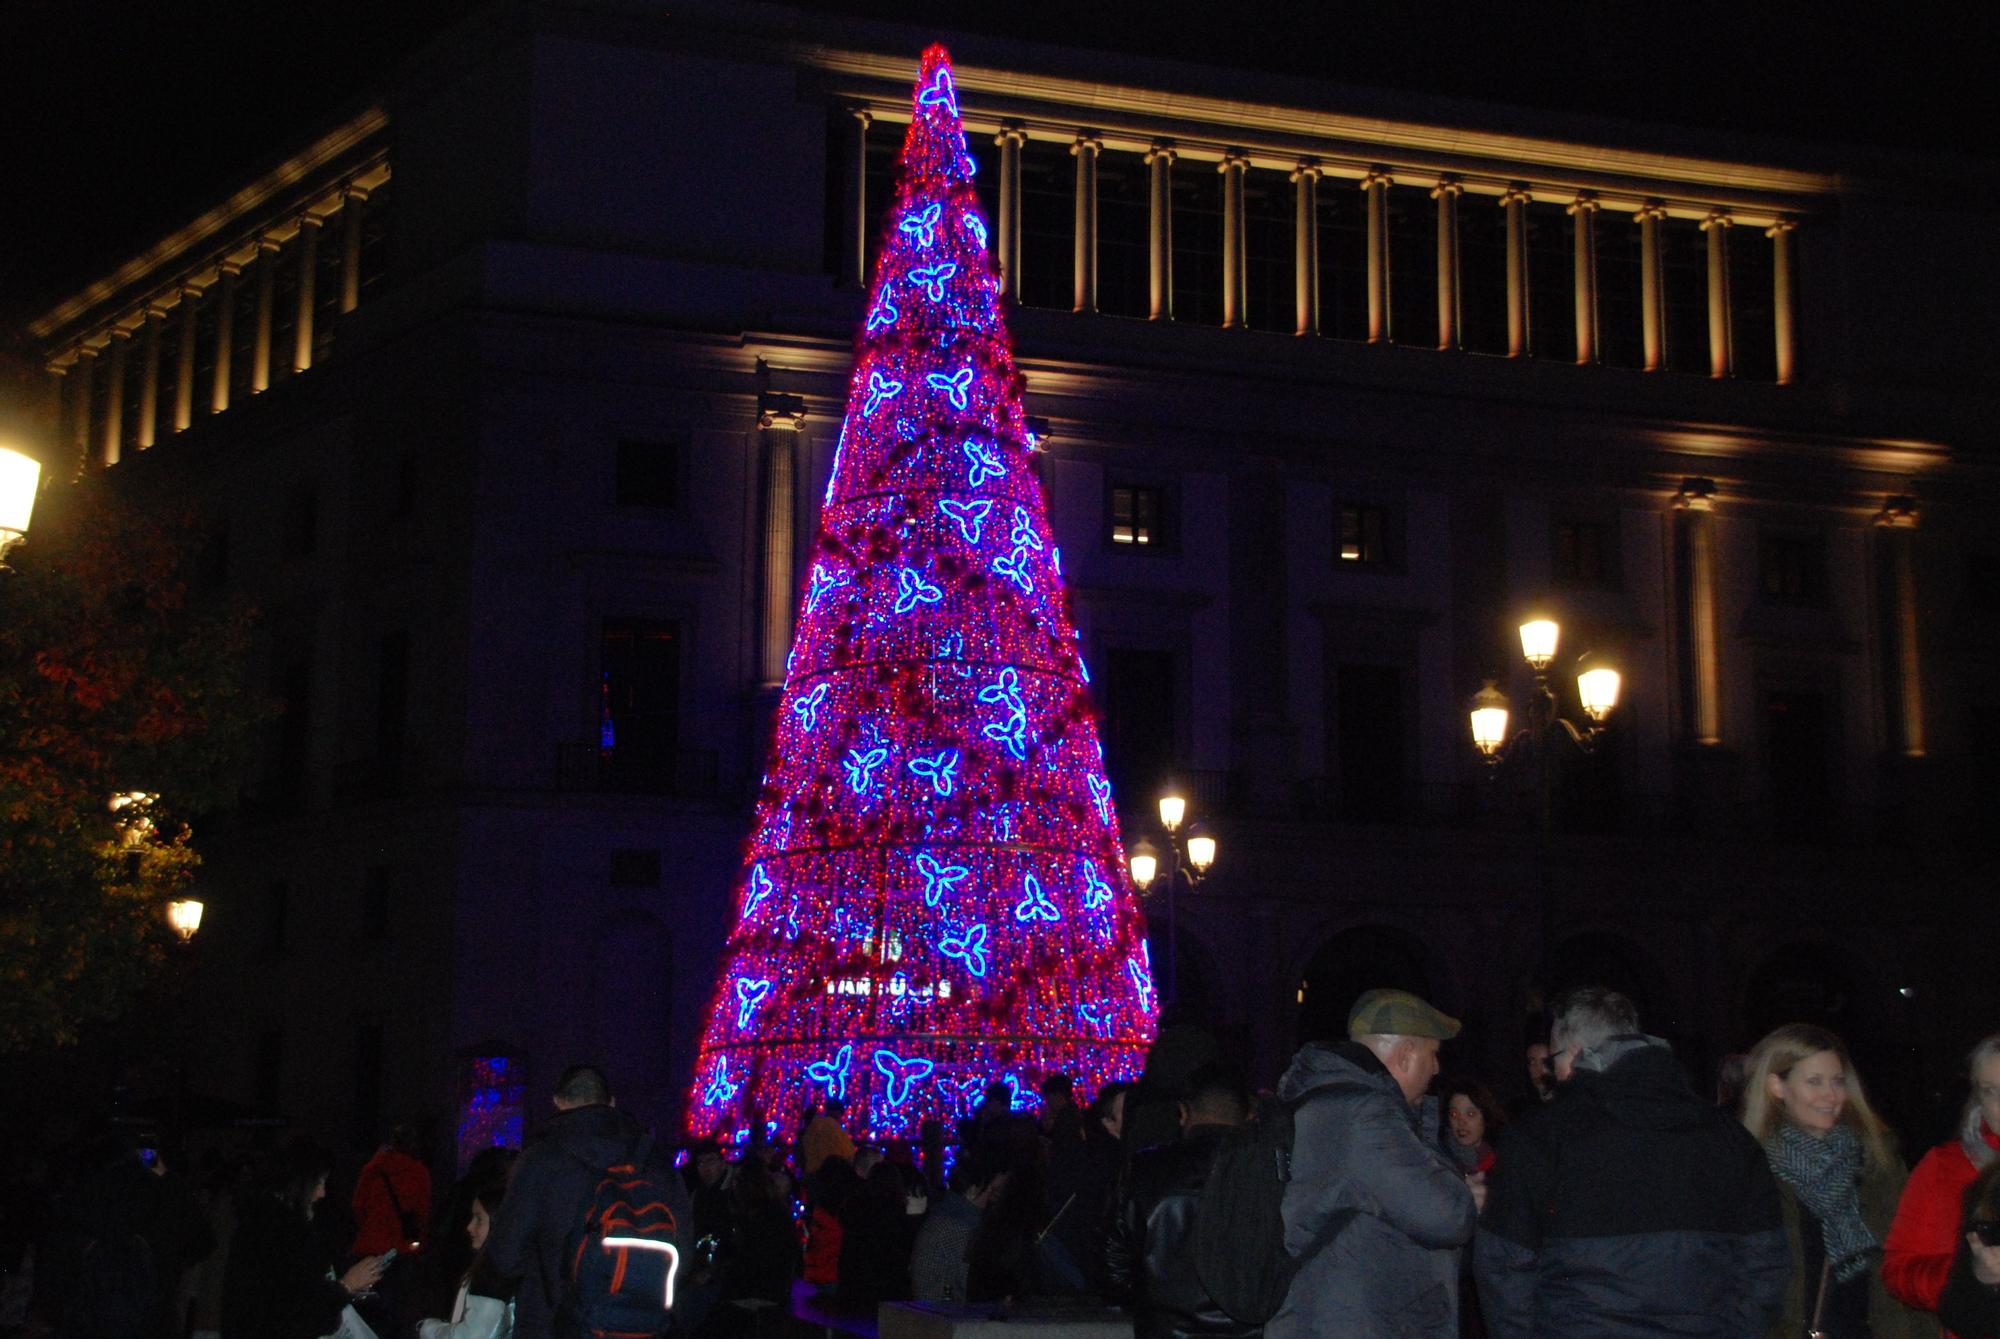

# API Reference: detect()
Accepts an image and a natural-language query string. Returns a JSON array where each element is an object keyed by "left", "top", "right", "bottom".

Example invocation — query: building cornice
[
  {"left": 792, "top": 47, "right": 1837, "bottom": 223},
  {"left": 31, "top": 107, "right": 390, "bottom": 346}
]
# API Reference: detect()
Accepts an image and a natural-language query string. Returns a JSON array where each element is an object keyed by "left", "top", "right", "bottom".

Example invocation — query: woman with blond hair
[
  {"left": 1741, "top": 1023, "right": 1927, "bottom": 1339},
  {"left": 1885, "top": 1032, "right": 2000, "bottom": 1339}
]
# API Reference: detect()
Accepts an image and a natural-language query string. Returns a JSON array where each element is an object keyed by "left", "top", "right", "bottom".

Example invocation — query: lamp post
[
  {"left": 1126, "top": 786, "right": 1218, "bottom": 1009},
  {"left": 1468, "top": 618, "right": 1622, "bottom": 1004},
  {"left": 0, "top": 445, "right": 41, "bottom": 568}
]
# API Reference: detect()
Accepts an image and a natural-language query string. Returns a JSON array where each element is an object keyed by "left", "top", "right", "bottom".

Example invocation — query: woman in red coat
[{"left": 1885, "top": 1033, "right": 2000, "bottom": 1335}]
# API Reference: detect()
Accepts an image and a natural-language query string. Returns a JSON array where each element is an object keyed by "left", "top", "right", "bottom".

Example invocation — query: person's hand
[
  {"left": 1466, "top": 1170, "right": 1489, "bottom": 1214},
  {"left": 340, "top": 1255, "right": 387, "bottom": 1295},
  {"left": 1968, "top": 1233, "right": 2000, "bottom": 1287}
]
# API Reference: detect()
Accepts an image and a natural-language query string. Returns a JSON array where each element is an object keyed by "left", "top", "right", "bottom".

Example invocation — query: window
[
  {"left": 1110, "top": 486, "right": 1164, "bottom": 548},
  {"left": 376, "top": 631, "right": 409, "bottom": 761},
  {"left": 610, "top": 848, "right": 663, "bottom": 887},
  {"left": 264, "top": 880, "right": 290, "bottom": 956},
  {"left": 1764, "top": 687, "right": 1834, "bottom": 837},
  {"left": 1759, "top": 532, "right": 1827, "bottom": 605},
  {"left": 615, "top": 437, "right": 681, "bottom": 509},
  {"left": 1526, "top": 201, "right": 1575, "bottom": 361},
  {"left": 1337, "top": 504, "right": 1391, "bottom": 567},
  {"left": 283, "top": 487, "right": 317, "bottom": 560},
  {"left": 388, "top": 450, "right": 417, "bottom": 521},
  {"left": 1334, "top": 663, "right": 1408, "bottom": 822},
  {"left": 1171, "top": 162, "right": 1223, "bottom": 328},
  {"left": 1096, "top": 150, "right": 1150, "bottom": 319},
  {"left": 361, "top": 865, "right": 391, "bottom": 942},
  {"left": 1017, "top": 139, "right": 1073, "bottom": 311},
  {"left": 354, "top": 1023, "right": 384, "bottom": 1149},
  {"left": 265, "top": 658, "right": 312, "bottom": 812},
  {"left": 1098, "top": 648, "right": 1177, "bottom": 801},
  {"left": 1387, "top": 184, "right": 1434, "bottom": 349},
  {"left": 1459, "top": 198, "right": 1509, "bottom": 355},
  {"left": 1242, "top": 166, "right": 1296, "bottom": 332},
  {"left": 601, "top": 620, "right": 682, "bottom": 789},
  {"left": 254, "top": 1029, "right": 284, "bottom": 1113},
  {"left": 1554, "top": 520, "right": 1616, "bottom": 588}
]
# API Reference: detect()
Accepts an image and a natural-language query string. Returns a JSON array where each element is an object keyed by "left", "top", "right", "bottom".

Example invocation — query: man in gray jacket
[{"left": 1267, "top": 989, "right": 1479, "bottom": 1339}]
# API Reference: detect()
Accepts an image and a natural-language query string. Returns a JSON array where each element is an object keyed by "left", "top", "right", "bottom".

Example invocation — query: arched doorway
[{"left": 1295, "top": 925, "right": 1434, "bottom": 1048}]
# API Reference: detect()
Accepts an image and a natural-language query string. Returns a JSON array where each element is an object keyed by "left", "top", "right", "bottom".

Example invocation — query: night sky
[{"left": 3, "top": 0, "right": 1989, "bottom": 332}]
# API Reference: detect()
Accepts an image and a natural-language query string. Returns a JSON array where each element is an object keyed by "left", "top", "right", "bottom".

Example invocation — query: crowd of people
[{"left": 7, "top": 990, "right": 2000, "bottom": 1339}]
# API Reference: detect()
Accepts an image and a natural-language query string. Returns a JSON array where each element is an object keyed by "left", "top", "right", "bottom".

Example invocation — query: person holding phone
[
  {"left": 1886, "top": 1034, "right": 2000, "bottom": 1338},
  {"left": 221, "top": 1139, "right": 390, "bottom": 1339}
]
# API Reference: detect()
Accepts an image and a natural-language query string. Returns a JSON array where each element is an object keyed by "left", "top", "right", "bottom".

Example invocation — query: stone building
[{"left": 19, "top": 1, "right": 1999, "bottom": 1151}]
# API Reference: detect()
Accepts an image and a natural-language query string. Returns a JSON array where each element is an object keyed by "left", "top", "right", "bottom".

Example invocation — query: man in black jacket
[
  {"left": 1475, "top": 987, "right": 1790, "bottom": 1339},
  {"left": 487, "top": 1065, "right": 685, "bottom": 1339},
  {"left": 1105, "top": 1062, "right": 1259, "bottom": 1339}
]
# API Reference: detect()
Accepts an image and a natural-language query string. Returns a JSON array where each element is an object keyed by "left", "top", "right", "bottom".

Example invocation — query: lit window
[
  {"left": 1110, "top": 486, "right": 1162, "bottom": 547},
  {"left": 1338, "top": 505, "right": 1388, "bottom": 565}
]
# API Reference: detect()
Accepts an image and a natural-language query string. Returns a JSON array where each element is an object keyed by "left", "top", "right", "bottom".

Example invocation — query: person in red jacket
[
  {"left": 1885, "top": 1034, "right": 2000, "bottom": 1334},
  {"left": 352, "top": 1122, "right": 434, "bottom": 1257}
]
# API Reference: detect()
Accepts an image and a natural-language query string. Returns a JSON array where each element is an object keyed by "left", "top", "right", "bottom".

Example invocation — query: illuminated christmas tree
[{"left": 685, "top": 45, "right": 1157, "bottom": 1141}]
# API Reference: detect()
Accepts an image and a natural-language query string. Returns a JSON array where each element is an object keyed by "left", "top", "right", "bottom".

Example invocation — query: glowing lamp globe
[
  {"left": 1519, "top": 619, "right": 1559, "bottom": 671},
  {"left": 166, "top": 899, "right": 204, "bottom": 942},
  {"left": 1577, "top": 662, "right": 1622, "bottom": 721},
  {"left": 1469, "top": 680, "right": 1511, "bottom": 759},
  {"left": 1128, "top": 839, "right": 1160, "bottom": 891},
  {"left": 0, "top": 446, "right": 40, "bottom": 560},
  {"left": 1157, "top": 793, "right": 1186, "bottom": 832},
  {"left": 1185, "top": 830, "right": 1217, "bottom": 875}
]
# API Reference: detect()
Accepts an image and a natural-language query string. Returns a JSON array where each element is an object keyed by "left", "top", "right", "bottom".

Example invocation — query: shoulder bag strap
[{"left": 1806, "top": 1257, "right": 1832, "bottom": 1339}]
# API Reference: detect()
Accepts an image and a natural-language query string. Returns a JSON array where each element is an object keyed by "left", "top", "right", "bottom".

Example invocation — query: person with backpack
[
  {"left": 1104, "top": 1062, "right": 1260, "bottom": 1339},
  {"left": 1265, "top": 990, "right": 1477, "bottom": 1339},
  {"left": 485, "top": 1065, "right": 689, "bottom": 1339}
]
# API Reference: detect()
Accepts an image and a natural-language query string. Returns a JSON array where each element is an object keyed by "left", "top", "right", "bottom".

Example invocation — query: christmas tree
[{"left": 685, "top": 45, "right": 1157, "bottom": 1141}]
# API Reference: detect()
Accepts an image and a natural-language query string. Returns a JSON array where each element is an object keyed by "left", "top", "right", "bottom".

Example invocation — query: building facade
[{"left": 21, "top": 2, "right": 2000, "bottom": 1151}]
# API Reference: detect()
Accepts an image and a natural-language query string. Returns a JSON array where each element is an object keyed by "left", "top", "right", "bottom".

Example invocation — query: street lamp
[
  {"left": 1126, "top": 786, "right": 1218, "bottom": 1009},
  {"left": 1468, "top": 616, "right": 1624, "bottom": 1013},
  {"left": 0, "top": 445, "right": 41, "bottom": 567},
  {"left": 166, "top": 899, "right": 205, "bottom": 943}
]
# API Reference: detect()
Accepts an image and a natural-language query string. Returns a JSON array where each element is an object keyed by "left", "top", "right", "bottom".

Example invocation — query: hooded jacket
[
  {"left": 1474, "top": 1036, "right": 1790, "bottom": 1339},
  {"left": 484, "top": 1102, "right": 671, "bottom": 1339},
  {"left": 1265, "top": 1040, "right": 1477, "bottom": 1339}
]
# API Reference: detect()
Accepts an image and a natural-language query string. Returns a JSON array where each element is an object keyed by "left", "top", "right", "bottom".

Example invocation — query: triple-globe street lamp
[
  {"left": 1126, "top": 788, "right": 1217, "bottom": 1009},
  {"left": 1468, "top": 617, "right": 1623, "bottom": 1006}
]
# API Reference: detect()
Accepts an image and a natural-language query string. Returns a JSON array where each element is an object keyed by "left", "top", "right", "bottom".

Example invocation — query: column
[
  {"left": 102, "top": 329, "right": 129, "bottom": 467},
  {"left": 1673, "top": 478, "right": 1722, "bottom": 746},
  {"left": 1569, "top": 192, "right": 1601, "bottom": 365},
  {"left": 1432, "top": 176, "right": 1463, "bottom": 351},
  {"left": 756, "top": 396, "right": 805, "bottom": 689},
  {"left": 340, "top": 185, "right": 370, "bottom": 314},
  {"left": 847, "top": 109, "right": 872, "bottom": 289},
  {"left": 68, "top": 347, "right": 96, "bottom": 466},
  {"left": 44, "top": 363, "right": 69, "bottom": 471},
  {"left": 173, "top": 288, "right": 200, "bottom": 433},
  {"left": 1220, "top": 152, "right": 1249, "bottom": 329},
  {"left": 1293, "top": 161, "right": 1321, "bottom": 336},
  {"left": 1501, "top": 186, "right": 1530, "bottom": 357},
  {"left": 1071, "top": 134, "right": 1102, "bottom": 314},
  {"left": 1363, "top": 170, "right": 1392, "bottom": 343},
  {"left": 137, "top": 304, "right": 167, "bottom": 450},
  {"left": 1639, "top": 202, "right": 1668, "bottom": 371},
  {"left": 293, "top": 215, "right": 322, "bottom": 373},
  {"left": 1702, "top": 209, "right": 1733, "bottom": 378},
  {"left": 1768, "top": 217, "right": 1798, "bottom": 385},
  {"left": 252, "top": 238, "right": 279, "bottom": 393},
  {"left": 1146, "top": 142, "right": 1175, "bottom": 321},
  {"left": 995, "top": 123, "right": 1025, "bottom": 302},
  {"left": 1875, "top": 499, "right": 1924, "bottom": 757},
  {"left": 211, "top": 262, "right": 239, "bottom": 413}
]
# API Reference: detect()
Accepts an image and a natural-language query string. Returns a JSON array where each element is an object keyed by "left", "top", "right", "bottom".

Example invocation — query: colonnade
[
  {"left": 44, "top": 165, "right": 386, "bottom": 473},
  {"left": 844, "top": 114, "right": 1803, "bottom": 384}
]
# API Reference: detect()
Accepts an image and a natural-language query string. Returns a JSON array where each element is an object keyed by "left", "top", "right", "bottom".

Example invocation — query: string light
[{"left": 685, "top": 44, "right": 1155, "bottom": 1141}]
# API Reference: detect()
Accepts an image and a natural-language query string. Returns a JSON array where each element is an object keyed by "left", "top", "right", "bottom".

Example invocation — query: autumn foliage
[{"left": 0, "top": 474, "right": 264, "bottom": 1050}]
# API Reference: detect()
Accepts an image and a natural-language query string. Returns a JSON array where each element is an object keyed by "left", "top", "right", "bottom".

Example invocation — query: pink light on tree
[{"left": 685, "top": 44, "right": 1156, "bottom": 1141}]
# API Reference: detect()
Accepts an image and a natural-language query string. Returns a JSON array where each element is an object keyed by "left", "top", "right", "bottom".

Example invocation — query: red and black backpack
[{"left": 555, "top": 1134, "right": 683, "bottom": 1339}]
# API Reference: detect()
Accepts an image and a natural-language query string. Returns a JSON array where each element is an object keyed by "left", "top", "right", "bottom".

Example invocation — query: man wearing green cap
[{"left": 1266, "top": 988, "right": 1478, "bottom": 1339}]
